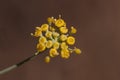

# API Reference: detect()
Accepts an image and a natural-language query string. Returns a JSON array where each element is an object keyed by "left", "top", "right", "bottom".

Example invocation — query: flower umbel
[{"left": 31, "top": 15, "right": 81, "bottom": 63}]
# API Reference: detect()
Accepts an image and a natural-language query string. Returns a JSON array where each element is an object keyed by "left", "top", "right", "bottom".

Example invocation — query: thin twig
[{"left": 0, "top": 52, "right": 40, "bottom": 75}]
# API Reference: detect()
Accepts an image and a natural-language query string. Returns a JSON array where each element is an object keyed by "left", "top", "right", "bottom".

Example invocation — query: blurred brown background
[{"left": 0, "top": 0, "right": 120, "bottom": 80}]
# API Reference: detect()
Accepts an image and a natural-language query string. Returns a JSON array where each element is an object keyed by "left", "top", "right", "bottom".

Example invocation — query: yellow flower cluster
[{"left": 31, "top": 15, "right": 81, "bottom": 63}]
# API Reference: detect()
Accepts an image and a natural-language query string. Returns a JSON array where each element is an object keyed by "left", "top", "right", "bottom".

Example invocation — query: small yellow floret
[
  {"left": 61, "top": 49, "right": 70, "bottom": 59},
  {"left": 46, "top": 40, "right": 53, "bottom": 48},
  {"left": 45, "top": 31, "right": 52, "bottom": 38},
  {"left": 71, "top": 26, "right": 77, "bottom": 34},
  {"left": 37, "top": 43, "right": 46, "bottom": 52},
  {"left": 34, "top": 31, "right": 42, "bottom": 37},
  {"left": 60, "top": 34, "right": 67, "bottom": 41},
  {"left": 41, "top": 24, "right": 49, "bottom": 31},
  {"left": 47, "top": 17, "right": 54, "bottom": 24},
  {"left": 53, "top": 32, "right": 60, "bottom": 37},
  {"left": 50, "top": 26, "right": 55, "bottom": 31},
  {"left": 39, "top": 36, "right": 47, "bottom": 43},
  {"left": 53, "top": 42, "right": 60, "bottom": 49},
  {"left": 74, "top": 47, "right": 81, "bottom": 54},
  {"left": 33, "top": 27, "right": 42, "bottom": 37},
  {"left": 60, "top": 27, "right": 68, "bottom": 34},
  {"left": 55, "top": 19, "right": 65, "bottom": 27},
  {"left": 61, "top": 42, "right": 68, "bottom": 49},
  {"left": 67, "top": 36, "right": 75, "bottom": 45},
  {"left": 49, "top": 48, "right": 59, "bottom": 57},
  {"left": 45, "top": 56, "right": 50, "bottom": 63}
]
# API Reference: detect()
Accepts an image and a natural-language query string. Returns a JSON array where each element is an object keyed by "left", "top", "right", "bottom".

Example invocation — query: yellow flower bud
[
  {"left": 41, "top": 24, "right": 49, "bottom": 31},
  {"left": 60, "top": 34, "right": 67, "bottom": 41},
  {"left": 49, "top": 48, "right": 59, "bottom": 57},
  {"left": 34, "top": 31, "right": 42, "bottom": 37},
  {"left": 53, "top": 42, "right": 60, "bottom": 49},
  {"left": 45, "top": 31, "right": 52, "bottom": 38},
  {"left": 67, "top": 36, "right": 75, "bottom": 45},
  {"left": 53, "top": 32, "right": 60, "bottom": 37},
  {"left": 55, "top": 19, "right": 65, "bottom": 27},
  {"left": 61, "top": 42, "right": 68, "bottom": 49},
  {"left": 74, "top": 47, "right": 81, "bottom": 54},
  {"left": 46, "top": 40, "right": 53, "bottom": 48},
  {"left": 39, "top": 36, "right": 47, "bottom": 43},
  {"left": 60, "top": 27, "right": 68, "bottom": 34},
  {"left": 71, "top": 26, "right": 77, "bottom": 34},
  {"left": 61, "top": 49, "right": 70, "bottom": 59},
  {"left": 47, "top": 17, "right": 54, "bottom": 24},
  {"left": 33, "top": 27, "right": 42, "bottom": 37},
  {"left": 50, "top": 26, "right": 55, "bottom": 31},
  {"left": 45, "top": 56, "right": 50, "bottom": 63},
  {"left": 37, "top": 43, "right": 46, "bottom": 52}
]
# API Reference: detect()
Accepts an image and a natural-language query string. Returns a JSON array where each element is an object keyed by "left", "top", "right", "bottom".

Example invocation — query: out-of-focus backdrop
[{"left": 0, "top": 0, "right": 120, "bottom": 80}]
